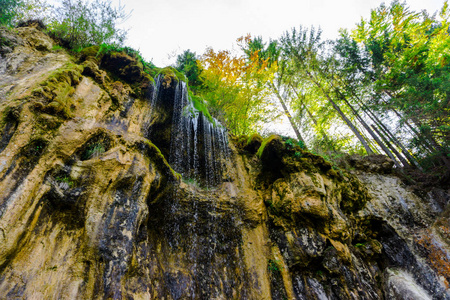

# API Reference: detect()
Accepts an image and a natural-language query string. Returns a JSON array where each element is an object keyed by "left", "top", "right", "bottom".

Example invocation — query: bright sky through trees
[{"left": 109, "top": 0, "right": 444, "bottom": 67}]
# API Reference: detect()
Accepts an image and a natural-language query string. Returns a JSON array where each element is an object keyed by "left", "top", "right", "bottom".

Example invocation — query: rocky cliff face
[{"left": 0, "top": 26, "right": 449, "bottom": 299}]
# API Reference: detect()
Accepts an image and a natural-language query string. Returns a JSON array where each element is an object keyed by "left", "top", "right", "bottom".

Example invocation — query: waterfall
[{"left": 166, "top": 79, "right": 229, "bottom": 187}]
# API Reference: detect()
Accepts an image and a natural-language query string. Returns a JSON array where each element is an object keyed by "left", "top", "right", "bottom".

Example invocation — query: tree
[
  {"left": 352, "top": 0, "right": 450, "bottom": 169},
  {"left": 0, "top": 0, "right": 23, "bottom": 26},
  {"left": 198, "top": 47, "right": 278, "bottom": 135},
  {"left": 175, "top": 49, "right": 202, "bottom": 89},
  {"left": 48, "top": 0, "right": 130, "bottom": 49},
  {"left": 239, "top": 35, "right": 308, "bottom": 147},
  {"left": 281, "top": 26, "right": 375, "bottom": 155}
]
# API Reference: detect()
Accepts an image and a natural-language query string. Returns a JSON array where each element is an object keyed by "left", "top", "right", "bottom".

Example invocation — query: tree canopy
[{"left": 2, "top": 0, "right": 449, "bottom": 179}]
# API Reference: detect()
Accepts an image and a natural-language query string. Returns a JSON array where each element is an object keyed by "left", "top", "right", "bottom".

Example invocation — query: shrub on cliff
[
  {"left": 47, "top": 0, "right": 130, "bottom": 50},
  {"left": 0, "top": 0, "right": 22, "bottom": 26},
  {"left": 0, "top": 0, "right": 51, "bottom": 27}
]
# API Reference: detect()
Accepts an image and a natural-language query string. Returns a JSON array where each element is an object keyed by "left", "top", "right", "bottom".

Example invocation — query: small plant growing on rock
[
  {"left": 55, "top": 175, "right": 74, "bottom": 188},
  {"left": 355, "top": 243, "right": 366, "bottom": 248},
  {"left": 284, "top": 137, "right": 306, "bottom": 150},
  {"left": 268, "top": 259, "right": 283, "bottom": 273},
  {"left": 182, "top": 176, "right": 200, "bottom": 188},
  {"left": 293, "top": 151, "right": 302, "bottom": 159},
  {"left": 83, "top": 142, "right": 106, "bottom": 159}
]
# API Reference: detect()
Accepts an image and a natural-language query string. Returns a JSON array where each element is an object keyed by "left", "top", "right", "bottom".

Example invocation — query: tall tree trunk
[
  {"left": 335, "top": 76, "right": 420, "bottom": 169},
  {"left": 305, "top": 70, "right": 374, "bottom": 155},
  {"left": 333, "top": 87, "right": 403, "bottom": 167},
  {"left": 362, "top": 106, "right": 422, "bottom": 170},
  {"left": 383, "top": 94, "right": 436, "bottom": 154},
  {"left": 288, "top": 84, "right": 336, "bottom": 151},
  {"left": 268, "top": 82, "right": 307, "bottom": 147},
  {"left": 371, "top": 125, "right": 410, "bottom": 167},
  {"left": 410, "top": 116, "right": 450, "bottom": 169}
]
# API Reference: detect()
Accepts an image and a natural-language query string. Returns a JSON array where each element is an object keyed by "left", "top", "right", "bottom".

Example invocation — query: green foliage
[
  {"left": 182, "top": 176, "right": 200, "bottom": 187},
  {"left": 198, "top": 47, "right": 279, "bottom": 136},
  {"left": 47, "top": 0, "right": 130, "bottom": 50},
  {"left": 82, "top": 142, "right": 105, "bottom": 160},
  {"left": 55, "top": 175, "right": 74, "bottom": 188},
  {"left": 355, "top": 242, "right": 366, "bottom": 248},
  {"left": 293, "top": 151, "right": 302, "bottom": 159},
  {"left": 175, "top": 49, "right": 202, "bottom": 88},
  {"left": 51, "top": 44, "right": 63, "bottom": 51},
  {"left": 351, "top": 1, "right": 450, "bottom": 167},
  {"left": 284, "top": 137, "right": 306, "bottom": 150},
  {"left": 256, "top": 134, "right": 280, "bottom": 158},
  {"left": 16, "top": 0, "right": 52, "bottom": 24},
  {"left": 268, "top": 259, "right": 283, "bottom": 273},
  {"left": 0, "top": 0, "right": 22, "bottom": 26},
  {"left": 189, "top": 91, "right": 214, "bottom": 124}
]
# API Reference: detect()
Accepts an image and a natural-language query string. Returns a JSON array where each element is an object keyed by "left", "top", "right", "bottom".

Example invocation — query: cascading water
[
  {"left": 146, "top": 75, "right": 241, "bottom": 298},
  {"left": 150, "top": 76, "right": 229, "bottom": 187}
]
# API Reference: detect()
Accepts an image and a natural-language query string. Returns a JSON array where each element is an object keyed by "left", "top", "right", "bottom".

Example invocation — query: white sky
[{"left": 112, "top": 0, "right": 445, "bottom": 67}]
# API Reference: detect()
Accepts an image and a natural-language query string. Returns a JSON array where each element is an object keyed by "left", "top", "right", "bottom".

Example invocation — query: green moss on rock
[
  {"left": 100, "top": 50, "right": 155, "bottom": 97},
  {"left": 157, "top": 67, "right": 187, "bottom": 89},
  {"left": 32, "top": 63, "right": 83, "bottom": 119},
  {"left": 79, "top": 45, "right": 101, "bottom": 63},
  {"left": 243, "top": 133, "right": 263, "bottom": 154},
  {"left": 189, "top": 91, "right": 214, "bottom": 124},
  {"left": 140, "top": 140, "right": 181, "bottom": 182},
  {"left": 257, "top": 135, "right": 282, "bottom": 158}
]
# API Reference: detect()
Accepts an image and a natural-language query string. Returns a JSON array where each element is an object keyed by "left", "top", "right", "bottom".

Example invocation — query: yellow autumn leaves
[{"left": 197, "top": 37, "right": 279, "bottom": 136}]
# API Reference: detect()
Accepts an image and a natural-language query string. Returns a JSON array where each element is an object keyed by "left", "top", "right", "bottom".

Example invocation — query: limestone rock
[{"left": 349, "top": 154, "right": 394, "bottom": 173}]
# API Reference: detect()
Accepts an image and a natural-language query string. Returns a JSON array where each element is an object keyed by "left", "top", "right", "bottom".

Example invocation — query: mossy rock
[
  {"left": 339, "top": 175, "right": 370, "bottom": 213},
  {"left": 348, "top": 154, "right": 394, "bottom": 174},
  {"left": 235, "top": 135, "right": 249, "bottom": 149},
  {"left": 244, "top": 134, "right": 263, "bottom": 154},
  {"left": 75, "top": 131, "right": 113, "bottom": 161},
  {"left": 32, "top": 63, "right": 83, "bottom": 119},
  {"left": 0, "top": 27, "right": 24, "bottom": 56},
  {"left": 257, "top": 135, "right": 283, "bottom": 159},
  {"left": 82, "top": 59, "right": 108, "bottom": 85},
  {"left": 101, "top": 51, "right": 154, "bottom": 97},
  {"left": 79, "top": 45, "right": 101, "bottom": 63},
  {"left": 138, "top": 140, "right": 181, "bottom": 183},
  {"left": 157, "top": 67, "right": 188, "bottom": 89},
  {"left": 189, "top": 91, "right": 214, "bottom": 124}
]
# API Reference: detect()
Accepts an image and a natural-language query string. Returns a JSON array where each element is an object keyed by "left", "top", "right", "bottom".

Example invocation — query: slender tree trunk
[
  {"left": 337, "top": 76, "right": 430, "bottom": 163},
  {"left": 334, "top": 76, "right": 420, "bottom": 169},
  {"left": 371, "top": 125, "right": 410, "bottom": 167},
  {"left": 288, "top": 84, "right": 336, "bottom": 151},
  {"left": 268, "top": 82, "right": 307, "bottom": 147},
  {"left": 333, "top": 87, "right": 403, "bottom": 167},
  {"left": 383, "top": 97, "right": 436, "bottom": 154},
  {"left": 362, "top": 106, "right": 422, "bottom": 170},
  {"left": 305, "top": 71, "right": 374, "bottom": 154}
]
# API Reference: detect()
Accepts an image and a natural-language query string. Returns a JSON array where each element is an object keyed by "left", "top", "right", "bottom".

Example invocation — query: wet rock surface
[{"left": 0, "top": 27, "right": 449, "bottom": 299}]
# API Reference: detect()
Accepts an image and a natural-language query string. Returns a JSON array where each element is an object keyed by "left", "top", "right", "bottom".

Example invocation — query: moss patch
[
  {"left": 244, "top": 133, "right": 263, "bottom": 154},
  {"left": 257, "top": 135, "right": 282, "bottom": 158},
  {"left": 139, "top": 140, "right": 181, "bottom": 182},
  {"left": 100, "top": 50, "right": 155, "bottom": 97},
  {"left": 339, "top": 174, "right": 370, "bottom": 213},
  {"left": 77, "top": 132, "right": 112, "bottom": 161},
  {"left": 32, "top": 63, "right": 83, "bottom": 119},
  {"left": 189, "top": 91, "right": 214, "bottom": 124},
  {"left": 157, "top": 67, "right": 187, "bottom": 89}
]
